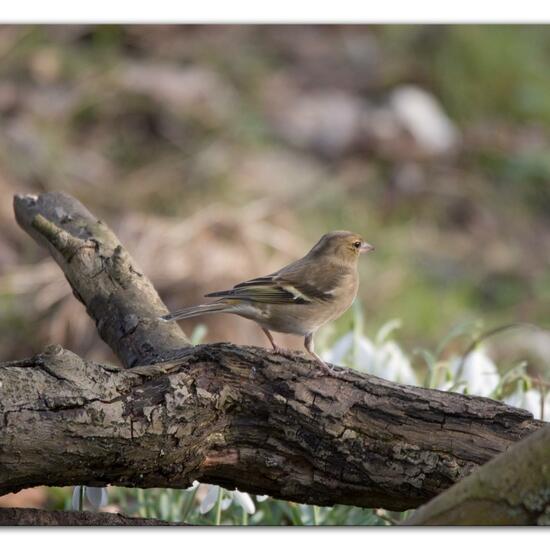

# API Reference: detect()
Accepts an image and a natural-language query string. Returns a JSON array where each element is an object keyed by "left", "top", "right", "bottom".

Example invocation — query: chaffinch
[{"left": 162, "top": 230, "right": 374, "bottom": 373}]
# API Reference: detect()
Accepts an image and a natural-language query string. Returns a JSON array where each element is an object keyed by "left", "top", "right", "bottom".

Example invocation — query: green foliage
[
  {"left": 428, "top": 26, "right": 550, "bottom": 124},
  {"left": 73, "top": 487, "right": 390, "bottom": 526}
]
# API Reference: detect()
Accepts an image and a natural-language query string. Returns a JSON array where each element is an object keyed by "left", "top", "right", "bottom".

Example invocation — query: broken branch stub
[{"left": 13, "top": 192, "right": 188, "bottom": 367}]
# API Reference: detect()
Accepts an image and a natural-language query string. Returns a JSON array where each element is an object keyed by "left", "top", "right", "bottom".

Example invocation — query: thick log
[
  {"left": 0, "top": 345, "right": 544, "bottom": 511},
  {"left": 404, "top": 424, "right": 550, "bottom": 525}
]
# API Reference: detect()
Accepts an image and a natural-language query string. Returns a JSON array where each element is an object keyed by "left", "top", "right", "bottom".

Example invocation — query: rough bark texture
[
  {"left": 0, "top": 507, "right": 186, "bottom": 526},
  {"left": 2, "top": 191, "right": 547, "bottom": 517},
  {"left": 404, "top": 424, "right": 550, "bottom": 525},
  {"left": 0, "top": 345, "right": 544, "bottom": 511},
  {"left": 13, "top": 192, "right": 188, "bottom": 368}
]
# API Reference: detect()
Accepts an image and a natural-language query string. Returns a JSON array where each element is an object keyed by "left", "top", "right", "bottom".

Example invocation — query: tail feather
[{"left": 161, "top": 302, "right": 229, "bottom": 322}]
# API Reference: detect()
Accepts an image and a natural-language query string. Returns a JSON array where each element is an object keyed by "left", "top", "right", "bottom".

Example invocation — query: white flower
[
  {"left": 374, "top": 341, "right": 417, "bottom": 385},
  {"left": 323, "top": 332, "right": 359, "bottom": 364},
  {"left": 71, "top": 486, "right": 108, "bottom": 511},
  {"left": 233, "top": 490, "right": 256, "bottom": 514},
  {"left": 504, "top": 388, "right": 550, "bottom": 421},
  {"left": 184, "top": 480, "right": 200, "bottom": 492},
  {"left": 198, "top": 484, "right": 256, "bottom": 515},
  {"left": 323, "top": 324, "right": 417, "bottom": 385},
  {"left": 199, "top": 484, "right": 220, "bottom": 514},
  {"left": 442, "top": 349, "right": 500, "bottom": 397}
]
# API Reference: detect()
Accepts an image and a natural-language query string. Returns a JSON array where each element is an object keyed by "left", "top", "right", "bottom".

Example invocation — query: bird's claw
[{"left": 313, "top": 359, "right": 345, "bottom": 378}]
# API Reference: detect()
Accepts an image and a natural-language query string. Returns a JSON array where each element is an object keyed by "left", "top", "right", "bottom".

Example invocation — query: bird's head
[{"left": 308, "top": 231, "right": 375, "bottom": 264}]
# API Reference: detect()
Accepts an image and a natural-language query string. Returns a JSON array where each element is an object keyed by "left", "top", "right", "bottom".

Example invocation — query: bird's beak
[{"left": 360, "top": 242, "right": 375, "bottom": 253}]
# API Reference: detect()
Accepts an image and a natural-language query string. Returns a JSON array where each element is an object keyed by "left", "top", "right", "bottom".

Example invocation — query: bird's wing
[
  {"left": 204, "top": 274, "right": 313, "bottom": 305},
  {"left": 205, "top": 261, "right": 338, "bottom": 304}
]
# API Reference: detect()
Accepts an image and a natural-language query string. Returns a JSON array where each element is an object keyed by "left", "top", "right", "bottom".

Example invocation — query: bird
[{"left": 161, "top": 230, "right": 374, "bottom": 373}]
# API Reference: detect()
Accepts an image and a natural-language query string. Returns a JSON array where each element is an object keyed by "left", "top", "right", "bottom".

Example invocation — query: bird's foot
[
  {"left": 312, "top": 357, "right": 345, "bottom": 378},
  {"left": 265, "top": 343, "right": 297, "bottom": 360}
]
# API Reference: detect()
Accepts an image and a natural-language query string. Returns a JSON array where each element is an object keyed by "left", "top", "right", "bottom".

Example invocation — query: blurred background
[{"left": 1, "top": 25, "right": 550, "bottom": 519}]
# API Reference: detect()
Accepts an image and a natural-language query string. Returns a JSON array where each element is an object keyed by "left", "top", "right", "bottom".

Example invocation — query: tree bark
[
  {"left": 13, "top": 192, "right": 188, "bottom": 368},
  {"left": 1, "top": 344, "right": 544, "bottom": 511},
  {"left": 0, "top": 507, "right": 187, "bottom": 526},
  {"left": 1, "top": 191, "right": 546, "bottom": 514},
  {"left": 404, "top": 424, "right": 550, "bottom": 525}
]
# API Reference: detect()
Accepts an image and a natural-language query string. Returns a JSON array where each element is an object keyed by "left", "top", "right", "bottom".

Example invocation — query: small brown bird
[{"left": 161, "top": 231, "right": 374, "bottom": 373}]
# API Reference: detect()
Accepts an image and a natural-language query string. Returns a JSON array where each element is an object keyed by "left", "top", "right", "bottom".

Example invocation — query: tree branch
[
  {"left": 3, "top": 191, "right": 547, "bottom": 513},
  {"left": 13, "top": 192, "right": 188, "bottom": 367},
  {"left": 404, "top": 424, "right": 550, "bottom": 525}
]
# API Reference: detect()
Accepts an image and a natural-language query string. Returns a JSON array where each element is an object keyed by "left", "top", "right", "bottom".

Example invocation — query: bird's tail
[{"left": 160, "top": 302, "right": 230, "bottom": 322}]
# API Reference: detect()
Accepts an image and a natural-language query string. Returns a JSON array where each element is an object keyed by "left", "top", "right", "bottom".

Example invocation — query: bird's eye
[{"left": 353, "top": 241, "right": 361, "bottom": 248}]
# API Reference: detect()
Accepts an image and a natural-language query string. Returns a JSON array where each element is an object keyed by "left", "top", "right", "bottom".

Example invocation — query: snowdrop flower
[
  {"left": 185, "top": 480, "right": 200, "bottom": 492},
  {"left": 323, "top": 332, "right": 376, "bottom": 369},
  {"left": 323, "top": 323, "right": 417, "bottom": 385},
  {"left": 441, "top": 349, "right": 500, "bottom": 397},
  {"left": 232, "top": 490, "right": 256, "bottom": 514},
  {"left": 199, "top": 484, "right": 256, "bottom": 515},
  {"left": 374, "top": 340, "right": 417, "bottom": 385},
  {"left": 71, "top": 486, "right": 108, "bottom": 511},
  {"left": 505, "top": 388, "right": 550, "bottom": 421},
  {"left": 199, "top": 484, "right": 220, "bottom": 514}
]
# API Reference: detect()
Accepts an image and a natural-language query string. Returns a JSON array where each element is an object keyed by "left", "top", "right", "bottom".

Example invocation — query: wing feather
[
  {"left": 205, "top": 282, "right": 310, "bottom": 304},
  {"left": 204, "top": 259, "right": 349, "bottom": 305}
]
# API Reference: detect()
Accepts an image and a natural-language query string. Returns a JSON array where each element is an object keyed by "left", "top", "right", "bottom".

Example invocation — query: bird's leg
[
  {"left": 304, "top": 333, "right": 336, "bottom": 375},
  {"left": 262, "top": 328, "right": 281, "bottom": 353}
]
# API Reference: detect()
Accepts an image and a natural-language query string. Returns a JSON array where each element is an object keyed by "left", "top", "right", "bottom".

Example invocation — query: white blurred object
[
  {"left": 323, "top": 324, "right": 417, "bottom": 385},
  {"left": 504, "top": 388, "right": 550, "bottom": 421},
  {"left": 233, "top": 490, "right": 256, "bottom": 515},
  {"left": 375, "top": 340, "right": 418, "bottom": 385},
  {"left": 184, "top": 480, "right": 200, "bottom": 492},
  {"left": 390, "top": 85, "right": 459, "bottom": 155},
  {"left": 199, "top": 485, "right": 221, "bottom": 514},
  {"left": 198, "top": 484, "right": 257, "bottom": 515},
  {"left": 199, "top": 484, "right": 220, "bottom": 514},
  {"left": 71, "top": 486, "right": 108, "bottom": 511},
  {"left": 85, "top": 486, "right": 109, "bottom": 509},
  {"left": 324, "top": 332, "right": 375, "bottom": 367},
  {"left": 441, "top": 349, "right": 500, "bottom": 397}
]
